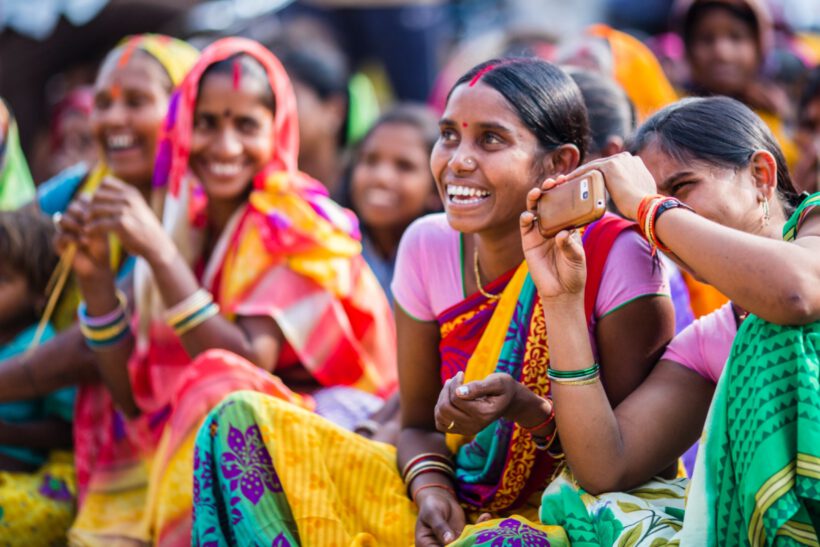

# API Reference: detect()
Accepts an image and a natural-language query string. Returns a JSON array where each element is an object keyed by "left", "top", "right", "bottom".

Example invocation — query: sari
[
  {"left": 70, "top": 38, "right": 395, "bottom": 546},
  {"left": 536, "top": 194, "right": 820, "bottom": 546},
  {"left": 190, "top": 216, "right": 632, "bottom": 545},
  {"left": 0, "top": 100, "right": 35, "bottom": 210}
]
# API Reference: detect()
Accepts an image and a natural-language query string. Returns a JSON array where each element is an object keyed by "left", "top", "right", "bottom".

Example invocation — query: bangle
[
  {"left": 173, "top": 301, "right": 220, "bottom": 336},
  {"left": 412, "top": 483, "right": 456, "bottom": 505},
  {"left": 549, "top": 375, "right": 601, "bottom": 387},
  {"left": 164, "top": 289, "right": 213, "bottom": 325},
  {"left": 521, "top": 401, "right": 555, "bottom": 434},
  {"left": 77, "top": 290, "right": 128, "bottom": 327},
  {"left": 405, "top": 462, "right": 455, "bottom": 490},
  {"left": 401, "top": 452, "right": 453, "bottom": 480},
  {"left": 547, "top": 363, "right": 599, "bottom": 379},
  {"left": 533, "top": 430, "right": 559, "bottom": 452},
  {"left": 78, "top": 290, "right": 131, "bottom": 350}
]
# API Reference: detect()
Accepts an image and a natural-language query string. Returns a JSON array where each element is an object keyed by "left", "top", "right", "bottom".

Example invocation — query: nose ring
[{"left": 463, "top": 157, "right": 476, "bottom": 169}]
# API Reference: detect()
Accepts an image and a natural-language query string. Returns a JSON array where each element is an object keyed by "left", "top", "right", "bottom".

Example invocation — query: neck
[
  {"left": 300, "top": 140, "right": 340, "bottom": 194},
  {"left": 366, "top": 224, "right": 405, "bottom": 260},
  {"left": 473, "top": 221, "right": 526, "bottom": 283},
  {"left": 206, "top": 196, "right": 245, "bottom": 240}
]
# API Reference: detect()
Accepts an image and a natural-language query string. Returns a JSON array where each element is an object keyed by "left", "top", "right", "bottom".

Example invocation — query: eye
[
  {"left": 237, "top": 116, "right": 261, "bottom": 134},
  {"left": 94, "top": 95, "right": 111, "bottom": 110},
  {"left": 482, "top": 132, "right": 503, "bottom": 146},
  {"left": 395, "top": 159, "right": 415, "bottom": 173},
  {"left": 126, "top": 94, "right": 148, "bottom": 108},
  {"left": 439, "top": 128, "right": 458, "bottom": 144},
  {"left": 669, "top": 180, "right": 694, "bottom": 196},
  {"left": 194, "top": 113, "right": 217, "bottom": 132}
]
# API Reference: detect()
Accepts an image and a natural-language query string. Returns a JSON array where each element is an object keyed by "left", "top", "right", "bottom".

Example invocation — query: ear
[
  {"left": 548, "top": 144, "right": 581, "bottom": 176},
  {"left": 600, "top": 136, "right": 625, "bottom": 158},
  {"left": 749, "top": 150, "right": 777, "bottom": 201}
]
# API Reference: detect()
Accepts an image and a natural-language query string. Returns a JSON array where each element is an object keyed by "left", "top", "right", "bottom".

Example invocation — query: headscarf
[
  {"left": 0, "top": 100, "right": 35, "bottom": 210},
  {"left": 585, "top": 24, "right": 679, "bottom": 122},
  {"left": 140, "top": 38, "right": 394, "bottom": 395}
]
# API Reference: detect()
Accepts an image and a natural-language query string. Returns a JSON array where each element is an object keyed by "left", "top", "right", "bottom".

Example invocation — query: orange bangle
[{"left": 412, "top": 482, "right": 456, "bottom": 505}]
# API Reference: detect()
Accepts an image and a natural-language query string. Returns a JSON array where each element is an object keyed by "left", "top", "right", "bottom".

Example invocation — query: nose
[
  {"left": 712, "top": 36, "right": 734, "bottom": 62},
  {"left": 97, "top": 99, "right": 127, "bottom": 128},
  {"left": 448, "top": 143, "right": 477, "bottom": 174},
  {"left": 212, "top": 126, "right": 243, "bottom": 157}
]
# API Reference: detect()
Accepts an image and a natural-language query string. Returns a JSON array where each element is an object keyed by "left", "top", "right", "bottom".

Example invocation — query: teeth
[
  {"left": 210, "top": 162, "right": 242, "bottom": 176},
  {"left": 107, "top": 134, "right": 135, "bottom": 150},
  {"left": 446, "top": 185, "right": 490, "bottom": 200}
]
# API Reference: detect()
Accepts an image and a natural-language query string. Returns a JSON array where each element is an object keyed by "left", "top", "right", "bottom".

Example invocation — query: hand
[
  {"left": 434, "top": 372, "right": 520, "bottom": 436},
  {"left": 54, "top": 197, "right": 111, "bottom": 279},
  {"left": 85, "top": 177, "right": 169, "bottom": 261},
  {"left": 521, "top": 185, "right": 586, "bottom": 301},
  {"left": 415, "top": 486, "right": 465, "bottom": 547},
  {"left": 559, "top": 153, "right": 658, "bottom": 220}
]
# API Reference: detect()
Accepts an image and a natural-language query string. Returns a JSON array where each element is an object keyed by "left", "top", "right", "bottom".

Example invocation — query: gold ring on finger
[{"left": 447, "top": 420, "right": 455, "bottom": 431}]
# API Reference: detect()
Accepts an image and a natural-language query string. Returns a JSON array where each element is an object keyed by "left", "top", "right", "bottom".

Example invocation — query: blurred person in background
[
  {"left": 794, "top": 66, "right": 820, "bottom": 195},
  {"left": 44, "top": 87, "right": 98, "bottom": 181},
  {"left": 0, "top": 99, "right": 35, "bottom": 210}
]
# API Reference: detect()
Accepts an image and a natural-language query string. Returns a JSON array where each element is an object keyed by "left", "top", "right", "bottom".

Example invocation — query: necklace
[{"left": 473, "top": 247, "right": 501, "bottom": 301}]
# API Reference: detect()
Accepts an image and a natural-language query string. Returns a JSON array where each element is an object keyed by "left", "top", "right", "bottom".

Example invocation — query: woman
[
  {"left": 191, "top": 57, "right": 674, "bottom": 546},
  {"left": 519, "top": 97, "right": 818, "bottom": 544},
  {"left": 794, "top": 66, "right": 820, "bottom": 195},
  {"left": 0, "top": 98, "right": 35, "bottom": 210},
  {"left": 57, "top": 37, "right": 395, "bottom": 545}
]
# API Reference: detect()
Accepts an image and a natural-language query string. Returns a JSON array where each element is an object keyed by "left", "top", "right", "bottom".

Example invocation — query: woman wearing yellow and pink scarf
[{"left": 56, "top": 37, "right": 396, "bottom": 545}]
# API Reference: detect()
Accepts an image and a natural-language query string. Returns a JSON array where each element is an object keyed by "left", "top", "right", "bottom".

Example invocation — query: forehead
[
  {"left": 196, "top": 72, "right": 272, "bottom": 111},
  {"left": 443, "top": 82, "right": 519, "bottom": 125},
  {"left": 95, "top": 51, "right": 168, "bottom": 90},
  {"left": 690, "top": 6, "right": 755, "bottom": 35},
  {"left": 364, "top": 122, "right": 425, "bottom": 152}
]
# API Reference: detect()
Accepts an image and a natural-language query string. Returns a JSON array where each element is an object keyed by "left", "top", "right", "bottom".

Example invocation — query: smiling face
[
  {"left": 430, "top": 82, "right": 548, "bottom": 236},
  {"left": 189, "top": 72, "right": 275, "bottom": 206},
  {"left": 638, "top": 138, "right": 764, "bottom": 234},
  {"left": 91, "top": 51, "right": 171, "bottom": 187},
  {"left": 688, "top": 6, "right": 759, "bottom": 96},
  {"left": 351, "top": 122, "right": 436, "bottom": 231}
]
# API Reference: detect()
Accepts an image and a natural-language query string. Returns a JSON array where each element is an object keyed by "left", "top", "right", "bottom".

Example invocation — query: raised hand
[{"left": 54, "top": 196, "right": 111, "bottom": 279}]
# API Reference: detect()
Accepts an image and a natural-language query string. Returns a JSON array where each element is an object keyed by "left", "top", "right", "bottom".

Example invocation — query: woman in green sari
[
  {"left": 0, "top": 98, "right": 35, "bottom": 210},
  {"left": 519, "top": 96, "right": 818, "bottom": 545}
]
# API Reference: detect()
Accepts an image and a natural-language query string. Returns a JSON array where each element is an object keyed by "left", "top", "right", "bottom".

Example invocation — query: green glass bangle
[{"left": 547, "top": 363, "right": 600, "bottom": 379}]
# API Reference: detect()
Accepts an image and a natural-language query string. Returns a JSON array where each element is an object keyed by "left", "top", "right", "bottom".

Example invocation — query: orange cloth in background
[{"left": 681, "top": 271, "right": 730, "bottom": 318}]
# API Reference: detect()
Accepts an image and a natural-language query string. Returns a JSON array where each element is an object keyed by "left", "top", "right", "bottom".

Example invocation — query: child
[
  {"left": 0, "top": 208, "right": 76, "bottom": 543},
  {"left": 347, "top": 104, "right": 440, "bottom": 301}
]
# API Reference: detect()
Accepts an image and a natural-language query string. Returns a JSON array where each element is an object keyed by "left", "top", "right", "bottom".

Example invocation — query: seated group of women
[{"left": 0, "top": 29, "right": 817, "bottom": 547}]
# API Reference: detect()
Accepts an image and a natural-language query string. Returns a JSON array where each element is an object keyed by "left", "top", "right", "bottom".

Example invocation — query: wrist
[
  {"left": 410, "top": 473, "right": 456, "bottom": 504},
  {"left": 144, "top": 237, "right": 180, "bottom": 271},
  {"left": 540, "top": 294, "right": 584, "bottom": 313}
]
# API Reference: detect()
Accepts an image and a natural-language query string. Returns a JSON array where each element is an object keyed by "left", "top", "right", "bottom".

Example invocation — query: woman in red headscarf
[{"left": 56, "top": 37, "right": 396, "bottom": 545}]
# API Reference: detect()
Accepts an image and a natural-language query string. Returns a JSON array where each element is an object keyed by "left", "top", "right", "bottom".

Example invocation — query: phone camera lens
[{"left": 582, "top": 190, "right": 589, "bottom": 200}]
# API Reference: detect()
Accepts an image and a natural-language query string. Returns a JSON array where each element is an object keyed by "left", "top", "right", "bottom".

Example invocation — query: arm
[
  {"left": 570, "top": 153, "right": 820, "bottom": 324},
  {"left": 395, "top": 307, "right": 464, "bottom": 547},
  {"left": 0, "top": 417, "right": 73, "bottom": 451}
]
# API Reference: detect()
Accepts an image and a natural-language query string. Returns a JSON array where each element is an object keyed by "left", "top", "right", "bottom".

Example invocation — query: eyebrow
[
  {"left": 438, "top": 118, "right": 514, "bottom": 133},
  {"left": 657, "top": 170, "right": 698, "bottom": 192}
]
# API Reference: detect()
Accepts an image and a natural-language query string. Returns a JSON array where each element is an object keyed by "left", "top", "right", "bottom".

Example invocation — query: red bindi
[
  {"left": 462, "top": 122, "right": 468, "bottom": 128},
  {"left": 232, "top": 60, "right": 242, "bottom": 90}
]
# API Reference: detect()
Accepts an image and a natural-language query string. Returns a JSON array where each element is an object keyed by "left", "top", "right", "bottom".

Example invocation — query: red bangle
[
  {"left": 521, "top": 404, "right": 555, "bottom": 434},
  {"left": 412, "top": 482, "right": 456, "bottom": 505}
]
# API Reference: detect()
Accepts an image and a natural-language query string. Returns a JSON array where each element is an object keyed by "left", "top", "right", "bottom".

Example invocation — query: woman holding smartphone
[{"left": 192, "top": 57, "right": 674, "bottom": 547}]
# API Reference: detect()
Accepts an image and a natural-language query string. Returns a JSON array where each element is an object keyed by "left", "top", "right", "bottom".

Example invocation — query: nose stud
[{"left": 463, "top": 157, "right": 476, "bottom": 169}]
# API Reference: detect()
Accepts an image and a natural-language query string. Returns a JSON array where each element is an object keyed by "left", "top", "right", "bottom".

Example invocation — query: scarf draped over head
[
  {"left": 140, "top": 37, "right": 395, "bottom": 394},
  {"left": 0, "top": 100, "right": 35, "bottom": 210}
]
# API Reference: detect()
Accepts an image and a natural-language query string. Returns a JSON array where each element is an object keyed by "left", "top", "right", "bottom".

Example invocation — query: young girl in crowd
[
  {"left": 794, "top": 66, "right": 820, "bottom": 195},
  {"left": 517, "top": 96, "right": 819, "bottom": 544},
  {"left": 0, "top": 99, "right": 35, "bottom": 210},
  {"left": 56, "top": 37, "right": 395, "bottom": 544},
  {"left": 0, "top": 209, "right": 76, "bottom": 544},
  {"left": 347, "top": 103, "right": 440, "bottom": 301},
  {"left": 0, "top": 36, "right": 199, "bottom": 416},
  {"left": 190, "top": 57, "right": 674, "bottom": 546}
]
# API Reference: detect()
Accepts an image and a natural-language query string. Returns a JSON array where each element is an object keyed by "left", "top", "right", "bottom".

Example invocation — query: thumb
[{"left": 456, "top": 376, "right": 504, "bottom": 400}]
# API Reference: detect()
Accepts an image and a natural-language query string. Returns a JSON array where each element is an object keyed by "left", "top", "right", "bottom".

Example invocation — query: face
[
  {"left": 91, "top": 51, "right": 171, "bottom": 186},
  {"left": 351, "top": 122, "right": 436, "bottom": 231},
  {"left": 688, "top": 7, "right": 759, "bottom": 96},
  {"left": 52, "top": 111, "right": 98, "bottom": 175},
  {"left": 292, "top": 80, "right": 345, "bottom": 163},
  {"left": 0, "top": 267, "right": 37, "bottom": 334},
  {"left": 795, "top": 95, "right": 820, "bottom": 194},
  {"left": 430, "top": 82, "right": 547, "bottom": 235},
  {"left": 639, "top": 139, "right": 764, "bottom": 234},
  {"left": 189, "top": 72, "right": 275, "bottom": 204}
]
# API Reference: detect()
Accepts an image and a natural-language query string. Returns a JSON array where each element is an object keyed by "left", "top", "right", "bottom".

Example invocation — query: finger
[
  {"left": 455, "top": 375, "right": 506, "bottom": 400},
  {"left": 476, "top": 513, "right": 493, "bottom": 524},
  {"left": 446, "top": 371, "right": 464, "bottom": 405},
  {"left": 429, "top": 513, "right": 457, "bottom": 545},
  {"left": 519, "top": 211, "right": 536, "bottom": 233},
  {"left": 91, "top": 186, "right": 129, "bottom": 206},
  {"left": 539, "top": 177, "right": 561, "bottom": 192},
  {"left": 99, "top": 176, "right": 129, "bottom": 194},
  {"left": 87, "top": 202, "right": 125, "bottom": 221},
  {"left": 554, "top": 230, "right": 585, "bottom": 264},
  {"left": 525, "top": 188, "right": 541, "bottom": 213},
  {"left": 84, "top": 217, "right": 122, "bottom": 238}
]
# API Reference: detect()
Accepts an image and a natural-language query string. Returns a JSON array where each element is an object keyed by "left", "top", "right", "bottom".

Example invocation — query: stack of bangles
[
  {"left": 520, "top": 400, "right": 557, "bottom": 451},
  {"left": 402, "top": 452, "right": 456, "bottom": 503},
  {"left": 164, "top": 289, "right": 220, "bottom": 337},
  {"left": 636, "top": 194, "right": 694, "bottom": 255},
  {"left": 548, "top": 363, "right": 600, "bottom": 386},
  {"left": 78, "top": 290, "right": 131, "bottom": 350}
]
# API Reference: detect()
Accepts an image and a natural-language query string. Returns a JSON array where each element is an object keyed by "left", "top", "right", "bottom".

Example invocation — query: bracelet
[
  {"left": 173, "top": 301, "right": 220, "bottom": 336},
  {"left": 78, "top": 290, "right": 128, "bottom": 327},
  {"left": 547, "top": 363, "right": 600, "bottom": 379},
  {"left": 78, "top": 291, "right": 131, "bottom": 350},
  {"left": 164, "top": 289, "right": 213, "bottom": 325},
  {"left": 401, "top": 452, "right": 453, "bottom": 480},
  {"left": 549, "top": 375, "right": 601, "bottom": 387},
  {"left": 405, "top": 461, "right": 455, "bottom": 490},
  {"left": 411, "top": 482, "right": 456, "bottom": 505},
  {"left": 520, "top": 401, "right": 555, "bottom": 434},
  {"left": 652, "top": 199, "right": 694, "bottom": 254},
  {"left": 533, "top": 430, "right": 559, "bottom": 452}
]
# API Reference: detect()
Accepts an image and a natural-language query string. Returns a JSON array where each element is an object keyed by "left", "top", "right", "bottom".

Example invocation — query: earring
[{"left": 762, "top": 198, "right": 770, "bottom": 226}]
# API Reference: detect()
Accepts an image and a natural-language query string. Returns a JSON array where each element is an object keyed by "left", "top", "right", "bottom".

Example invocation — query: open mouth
[
  {"left": 105, "top": 133, "right": 139, "bottom": 153},
  {"left": 446, "top": 184, "right": 490, "bottom": 205},
  {"left": 360, "top": 187, "right": 399, "bottom": 208},
  {"left": 205, "top": 161, "right": 243, "bottom": 178}
]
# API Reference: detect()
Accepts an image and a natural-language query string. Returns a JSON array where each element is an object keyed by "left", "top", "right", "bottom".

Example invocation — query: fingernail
[
  {"left": 443, "top": 532, "right": 454, "bottom": 542},
  {"left": 456, "top": 386, "right": 468, "bottom": 396}
]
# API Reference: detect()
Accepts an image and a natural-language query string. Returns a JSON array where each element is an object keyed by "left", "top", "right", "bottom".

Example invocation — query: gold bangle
[{"left": 549, "top": 375, "right": 601, "bottom": 386}]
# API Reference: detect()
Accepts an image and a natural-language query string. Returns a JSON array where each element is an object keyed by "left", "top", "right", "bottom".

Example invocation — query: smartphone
[{"left": 536, "top": 170, "right": 607, "bottom": 238}]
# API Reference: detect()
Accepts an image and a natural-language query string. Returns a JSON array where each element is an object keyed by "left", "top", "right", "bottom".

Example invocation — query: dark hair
[
  {"left": 360, "top": 103, "right": 439, "bottom": 158},
  {"left": 277, "top": 46, "right": 349, "bottom": 101},
  {"left": 200, "top": 53, "right": 275, "bottom": 112},
  {"left": 450, "top": 58, "right": 590, "bottom": 163},
  {"left": 683, "top": 2, "right": 760, "bottom": 53},
  {"left": 566, "top": 68, "right": 635, "bottom": 155},
  {"left": 0, "top": 209, "right": 59, "bottom": 297},
  {"left": 628, "top": 96, "right": 801, "bottom": 210},
  {"left": 799, "top": 66, "right": 820, "bottom": 120}
]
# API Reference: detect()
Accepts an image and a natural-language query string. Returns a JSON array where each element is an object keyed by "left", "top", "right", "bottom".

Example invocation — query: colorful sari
[
  {"left": 0, "top": 101, "right": 35, "bottom": 211},
  {"left": 71, "top": 38, "right": 395, "bottom": 546},
  {"left": 679, "top": 193, "right": 820, "bottom": 546},
  {"left": 190, "top": 216, "right": 632, "bottom": 545}
]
